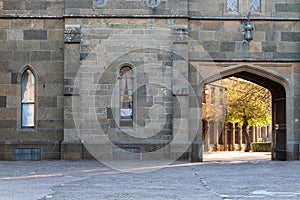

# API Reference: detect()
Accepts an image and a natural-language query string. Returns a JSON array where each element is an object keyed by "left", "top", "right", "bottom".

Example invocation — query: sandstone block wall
[
  {"left": 0, "top": 0, "right": 299, "bottom": 160},
  {"left": 0, "top": 16, "right": 64, "bottom": 159}
]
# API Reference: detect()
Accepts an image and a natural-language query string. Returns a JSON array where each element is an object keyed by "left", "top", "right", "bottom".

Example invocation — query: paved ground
[{"left": 0, "top": 152, "right": 299, "bottom": 200}]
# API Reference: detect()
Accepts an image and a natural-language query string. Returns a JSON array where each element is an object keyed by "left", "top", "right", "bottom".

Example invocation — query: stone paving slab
[{"left": 0, "top": 152, "right": 299, "bottom": 200}]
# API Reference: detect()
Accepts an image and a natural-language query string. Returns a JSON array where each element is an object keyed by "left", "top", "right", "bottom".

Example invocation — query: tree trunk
[{"left": 242, "top": 121, "right": 251, "bottom": 152}]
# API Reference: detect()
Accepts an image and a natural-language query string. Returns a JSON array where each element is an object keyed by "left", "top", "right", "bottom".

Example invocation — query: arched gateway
[{"left": 192, "top": 65, "right": 292, "bottom": 161}]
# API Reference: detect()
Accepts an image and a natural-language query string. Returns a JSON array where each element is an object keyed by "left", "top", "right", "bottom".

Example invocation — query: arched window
[
  {"left": 250, "top": 0, "right": 261, "bottom": 12},
  {"left": 227, "top": 0, "right": 261, "bottom": 13},
  {"left": 119, "top": 66, "right": 133, "bottom": 127},
  {"left": 21, "top": 69, "right": 35, "bottom": 128},
  {"left": 227, "top": 0, "right": 238, "bottom": 12},
  {"left": 149, "top": 0, "right": 158, "bottom": 7},
  {"left": 95, "top": 0, "right": 104, "bottom": 6}
]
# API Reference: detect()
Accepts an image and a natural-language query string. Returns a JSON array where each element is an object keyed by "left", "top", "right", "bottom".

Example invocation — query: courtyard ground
[{"left": 0, "top": 152, "right": 299, "bottom": 200}]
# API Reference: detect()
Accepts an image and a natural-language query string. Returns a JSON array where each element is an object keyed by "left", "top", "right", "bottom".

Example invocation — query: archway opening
[{"left": 202, "top": 70, "right": 286, "bottom": 162}]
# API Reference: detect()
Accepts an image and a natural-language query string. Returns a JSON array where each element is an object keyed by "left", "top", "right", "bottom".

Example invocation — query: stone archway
[{"left": 192, "top": 65, "right": 290, "bottom": 161}]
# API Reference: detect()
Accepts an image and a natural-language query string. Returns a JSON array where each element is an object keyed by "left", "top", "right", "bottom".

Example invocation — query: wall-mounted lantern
[{"left": 242, "top": 12, "right": 254, "bottom": 43}]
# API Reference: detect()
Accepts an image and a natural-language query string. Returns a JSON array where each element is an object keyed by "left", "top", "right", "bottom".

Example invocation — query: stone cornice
[{"left": 0, "top": 14, "right": 299, "bottom": 21}]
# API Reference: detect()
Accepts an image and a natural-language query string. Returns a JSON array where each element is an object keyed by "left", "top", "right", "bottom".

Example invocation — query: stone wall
[
  {"left": 0, "top": 17, "right": 64, "bottom": 160},
  {"left": 0, "top": 0, "right": 299, "bottom": 161},
  {"left": 189, "top": 0, "right": 300, "bottom": 18},
  {"left": 64, "top": 0, "right": 188, "bottom": 15},
  {"left": 62, "top": 17, "right": 192, "bottom": 160},
  {"left": 189, "top": 20, "right": 300, "bottom": 61},
  {"left": 0, "top": 0, "right": 64, "bottom": 16}
]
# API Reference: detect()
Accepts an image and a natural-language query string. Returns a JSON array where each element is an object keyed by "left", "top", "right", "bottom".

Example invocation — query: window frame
[
  {"left": 249, "top": 0, "right": 261, "bottom": 13},
  {"left": 118, "top": 64, "right": 135, "bottom": 128},
  {"left": 225, "top": 0, "right": 263, "bottom": 15},
  {"left": 149, "top": 0, "right": 159, "bottom": 8},
  {"left": 21, "top": 68, "right": 36, "bottom": 129},
  {"left": 227, "top": 0, "right": 239, "bottom": 13}
]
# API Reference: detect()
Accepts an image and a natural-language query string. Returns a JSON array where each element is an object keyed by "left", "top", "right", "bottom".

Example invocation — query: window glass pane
[
  {"left": 120, "top": 66, "right": 133, "bottom": 118},
  {"left": 21, "top": 69, "right": 35, "bottom": 127},
  {"left": 95, "top": 0, "right": 104, "bottom": 6},
  {"left": 22, "top": 70, "right": 35, "bottom": 103},
  {"left": 227, "top": 0, "right": 238, "bottom": 12},
  {"left": 22, "top": 104, "right": 34, "bottom": 127},
  {"left": 149, "top": 0, "right": 158, "bottom": 7},
  {"left": 250, "top": 0, "right": 261, "bottom": 12}
]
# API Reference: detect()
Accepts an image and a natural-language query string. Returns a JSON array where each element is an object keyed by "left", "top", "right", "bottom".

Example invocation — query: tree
[{"left": 225, "top": 77, "right": 272, "bottom": 152}]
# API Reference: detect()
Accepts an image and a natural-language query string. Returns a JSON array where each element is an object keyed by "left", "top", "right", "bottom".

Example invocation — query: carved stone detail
[{"left": 64, "top": 24, "right": 81, "bottom": 43}]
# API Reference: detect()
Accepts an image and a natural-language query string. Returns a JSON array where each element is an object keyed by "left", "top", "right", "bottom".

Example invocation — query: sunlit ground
[{"left": 203, "top": 151, "right": 271, "bottom": 162}]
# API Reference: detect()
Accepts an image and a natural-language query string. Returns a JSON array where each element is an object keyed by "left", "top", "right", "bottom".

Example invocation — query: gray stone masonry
[{"left": 0, "top": 0, "right": 299, "bottom": 161}]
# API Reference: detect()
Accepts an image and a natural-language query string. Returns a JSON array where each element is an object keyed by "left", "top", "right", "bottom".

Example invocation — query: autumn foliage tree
[{"left": 225, "top": 77, "right": 272, "bottom": 152}]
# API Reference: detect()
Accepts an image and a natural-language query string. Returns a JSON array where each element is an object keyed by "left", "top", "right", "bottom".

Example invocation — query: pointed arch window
[
  {"left": 95, "top": 0, "right": 105, "bottom": 7},
  {"left": 227, "top": 0, "right": 239, "bottom": 12},
  {"left": 250, "top": 0, "right": 261, "bottom": 12},
  {"left": 21, "top": 69, "right": 35, "bottom": 128},
  {"left": 227, "top": 0, "right": 261, "bottom": 13},
  {"left": 149, "top": 0, "right": 158, "bottom": 7},
  {"left": 119, "top": 66, "right": 133, "bottom": 127}
]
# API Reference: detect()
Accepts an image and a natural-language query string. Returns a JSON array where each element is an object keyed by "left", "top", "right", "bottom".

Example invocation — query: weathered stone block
[
  {"left": 14, "top": 51, "right": 31, "bottom": 62},
  {"left": 281, "top": 32, "right": 300, "bottom": 42},
  {"left": 188, "top": 31, "right": 199, "bottom": 40},
  {"left": 17, "top": 41, "right": 40, "bottom": 51},
  {"left": 0, "top": 20, "right": 11, "bottom": 29},
  {"left": 0, "top": 96, "right": 6, "bottom": 108},
  {"left": 38, "top": 97, "right": 58, "bottom": 108},
  {"left": 61, "top": 142, "right": 82, "bottom": 160},
  {"left": 12, "top": 19, "right": 44, "bottom": 30},
  {"left": 0, "top": 51, "right": 13, "bottom": 61},
  {"left": 266, "top": 31, "right": 280, "bottom": 41},
  {"left": 220, "top": 42, "right": 234, "bottom": 52},
  {"left": 40, "top": 41, "right": 63, "bottom": 51},
  {"left": 65, "top": 0, "right": 93, "bottom": 9},
  {"left": 3, "top": 1, "right": 23, "bottom": 10},
  {"left": 10, "top": 73, "right": 18, "bottom": 84},
  {"left": 0, "top": 85, "right": 18, "bottom": 96},
  {"left": 7, "top": 29, "right": 23, "bottom": 40},
  {"left": 202, "top": 21, "right": 223, "bottom": 31},
  {"left": 277, "top": 42, "right": 300, "bottom": 53},
  {"left": 275, "top": 3, "right": 300, "bottom": 12},
  {"left": 52, "top": 51, "right": 64, "bottom": 61},
  {"left": 224, "top": 21, "right": 241, "bottom": 32},
  {"left": 0, "top": 120, "right": 16, "bottom": 128},
  {"left": 262, "top": 42, "right": 277, "bottom": 52},
  {"left": 38, "top": 108, "right": 63, "bottom": 120},
  {"left": 254, "top": 23, "right": 273, "bottom": 31},
  {"left": 30, "top": 51, "right": 51, "bottom": 61},
  {"left": 0, "top": 41, "right": 17, "bottom": 51},
  {"left": 38, "top": 119, "right": 63, "bottom": 130},
  {"left": 24, "top": 30, "right": 47, "bottom": 40},
  {"left": 204, "top": 41, "right": 220, "bottom": 52},
  {"left": 25, "top": 1, "right": 49, "bottom": 10},
  {"left": 64, "top": 34, "right": 81, "bottom": 43},
  {"left": 249, "top": 42, "right": 262, "bottom": 53},
  {"left": 0, "top": 30, "right": 7, "bottom": 40},
  {"left": 253, "top": 31, "right": 266, "bottom": 42},
  {"left": 273, "top": 52, "right": 300, "bottom": 60}
]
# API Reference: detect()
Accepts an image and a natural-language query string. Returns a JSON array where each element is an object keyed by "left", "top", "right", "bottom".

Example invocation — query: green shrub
[{"left": 251, "top": 142, "right": 272, "bottom": 152}]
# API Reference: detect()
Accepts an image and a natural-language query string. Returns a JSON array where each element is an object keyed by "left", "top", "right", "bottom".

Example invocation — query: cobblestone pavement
[{"left": 0, "top": 152, "right": 299, "bottom": 200}]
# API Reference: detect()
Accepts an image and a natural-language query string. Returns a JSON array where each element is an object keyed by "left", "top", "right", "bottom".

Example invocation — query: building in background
[
  {"left": 202, "top": 78, "right": 272, "bottom": 152},
  {"left": 0, "top": 0, "right": 299, "bottom": 161}
]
